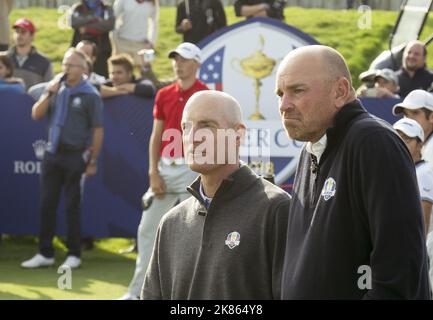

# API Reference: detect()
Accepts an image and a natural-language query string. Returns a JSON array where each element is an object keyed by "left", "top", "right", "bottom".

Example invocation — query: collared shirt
[
  {"left": 305, "top": 134, "right": 327, "bottom": 163},
  {"left": 48, "top": 80, "right": 104, "bottom": 148},
  {"left": 160, "top": 157, "right": 185, "bottom": 166},
  {"left": 199, "top": 183, "right": 212, "bottom": 209},
  {"left": 15, "top": 54, "right": 28, "bottom": 67},
  {"left": 153, "top": 79, "right": 208, "bottom": 158},
  {"left": 422, "top": 131, "right": 433, "bottom": 165},
  {"left": 415, "top": 160, "right": 433, "bottom": 204},
  {"left": 282, "top": 100, "right": 430, "bottom": 299}
]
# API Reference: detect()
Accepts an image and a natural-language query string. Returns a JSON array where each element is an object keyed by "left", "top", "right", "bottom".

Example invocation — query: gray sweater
[{"left": 141, "top": 165, "right": 291, "bottom": 300}]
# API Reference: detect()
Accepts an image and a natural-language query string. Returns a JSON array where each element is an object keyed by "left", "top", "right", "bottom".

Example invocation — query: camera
[{"left": 137, "top": 48, "right": 155, "bottom": 64}]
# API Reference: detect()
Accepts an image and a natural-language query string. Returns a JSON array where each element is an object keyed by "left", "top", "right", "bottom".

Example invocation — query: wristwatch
[{"left": 89, "top": 159, "right": 97, "bottom": 165}]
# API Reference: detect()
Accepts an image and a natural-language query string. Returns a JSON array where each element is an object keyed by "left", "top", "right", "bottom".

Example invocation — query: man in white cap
[
  {"left": 393, "top": 90, "right": 433, "bottom": 288},
  {"left": 120, "top": 42, "right": 208, "bottom": 300},
  {"left": 393, "top": 117, "right": 433, "bottom": 288},
  {"left": 393, "top": 89, "right": 433, "bottom": 166},
  {"left": 393, "top": 118, "right": 433, "bottom": 236}
]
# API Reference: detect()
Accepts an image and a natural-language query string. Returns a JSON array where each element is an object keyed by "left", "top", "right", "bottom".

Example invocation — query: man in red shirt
[{"left": 120, "top": 42, "right": 208, "bottom": 300}]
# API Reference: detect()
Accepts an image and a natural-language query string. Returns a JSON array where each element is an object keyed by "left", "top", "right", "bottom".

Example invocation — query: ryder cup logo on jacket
[
  {"left": 321, "top": 177, "right": 336, "bottom": 201},
  {"left": 198, "top": 17, "right": 320, "bottom": 187},
  {"left": 225, "top": 232, "right": 241, "bottom": 249}
]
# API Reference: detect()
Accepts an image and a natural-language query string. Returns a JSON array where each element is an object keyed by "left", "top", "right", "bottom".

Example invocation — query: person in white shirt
[
  {"left": 112, "top": 0, "right": 159, "bottom": 68},
  {"left": 393, "top": 117, "right": 433, "bottom": 235},
  {"left": 393, "top": 117, "right": 433, "bottom": 289},
  {"left": 393, "top": 90, "right": 433, "bottom": 167}
]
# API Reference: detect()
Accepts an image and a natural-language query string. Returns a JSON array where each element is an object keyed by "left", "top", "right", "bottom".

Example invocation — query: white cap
[
  {"left": 168, "top": 42, "right": 201, "bottom": 63},
  {"left": 393, "top": 89, "right": 433, "bottom": 115},
  {"left": 393, "top": 118, "right": 425, "bottom": 142}
]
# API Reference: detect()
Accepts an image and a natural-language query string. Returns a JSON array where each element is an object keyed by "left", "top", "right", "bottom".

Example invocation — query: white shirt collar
[
  {"left": 305, "top": 134, "right": 328, "bottom": 163},
  {"left": 199, "top": 183, "right": 212, "bottom": 207}
]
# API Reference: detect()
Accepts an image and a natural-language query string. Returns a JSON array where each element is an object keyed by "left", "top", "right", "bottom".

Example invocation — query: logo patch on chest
[
  {"left": 321, "top": 177, "right": 336, "bottom": 201},
  {"left": 72, "top": 97, "right": 82, "bottom": 108},
  {"left": 225, "top": 231, "right": 240, "bottom": 249}
]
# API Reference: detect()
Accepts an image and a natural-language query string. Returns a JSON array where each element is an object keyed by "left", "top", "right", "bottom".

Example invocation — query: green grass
[
  {"left": 12, "top": 6, "right": 433, "bottom": 88},
  {"left": 0, "top": 236, "right": 137, "bottom": 300}
]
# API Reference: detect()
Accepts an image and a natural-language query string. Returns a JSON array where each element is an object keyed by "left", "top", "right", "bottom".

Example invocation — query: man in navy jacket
[{"left": 276, "top": 45, "right": 431, "bottom": 299}]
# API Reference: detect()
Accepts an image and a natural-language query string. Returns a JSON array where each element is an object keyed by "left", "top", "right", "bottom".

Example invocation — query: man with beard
[{"left": 396, "top": 40, "right": 433, "bottom": 98}]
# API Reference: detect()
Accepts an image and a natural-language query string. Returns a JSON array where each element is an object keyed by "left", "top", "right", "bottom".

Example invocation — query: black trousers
[
  {"left": 39, "top": 150, "right": 86, "bottom": 258},
  {"left": 93, "top": 51, "right": 110, "bottom": 79}
]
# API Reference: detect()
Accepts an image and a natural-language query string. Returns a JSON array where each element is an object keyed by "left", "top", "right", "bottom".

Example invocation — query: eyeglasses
[{"left": 62, "top": 63, "right": 84, "bottom": 69}]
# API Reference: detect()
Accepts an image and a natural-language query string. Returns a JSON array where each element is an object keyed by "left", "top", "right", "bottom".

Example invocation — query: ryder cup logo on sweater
[
  {"left": 321, "top": 177, "right": 336, "bottom": 201},
  {"left": 198, "top": 17, "right": 320, "bottom": 186},
  {"left": 225, "top": 232, "right": 241, "bottom": 249}
]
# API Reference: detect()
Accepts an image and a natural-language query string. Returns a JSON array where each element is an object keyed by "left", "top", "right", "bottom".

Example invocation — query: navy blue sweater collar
[{"left": 321, "top": 99, "right": 367, "bottom": 164}]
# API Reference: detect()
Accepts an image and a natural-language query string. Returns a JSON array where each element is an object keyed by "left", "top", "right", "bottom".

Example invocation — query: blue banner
[
  {"left": 0, "top": 92, "right": 402, "bottom": 237},
  {"left": 0, "top": 92, "right": 153, "bottom": 237}
]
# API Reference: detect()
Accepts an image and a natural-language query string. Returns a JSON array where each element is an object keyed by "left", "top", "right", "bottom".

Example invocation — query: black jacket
[
  {"left": 234, "top": 0, "right": 285, "bottom": 20},
  {"left": 282, "top": 100, "right": 431, "bottom": 299},
  {"left": 100, "top": 76, "right": 156, "bottom": 98},
  {"left": 70, "top": 1, "right": 114, "bottom": 53},
  {"left": 396, "top": 67, "right": 433, "bottom": 98},
  {"left": 176, "top": 0, "right": 227, "bottom": 44}
]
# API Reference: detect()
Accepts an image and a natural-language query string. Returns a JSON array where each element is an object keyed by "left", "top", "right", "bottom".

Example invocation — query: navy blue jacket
[
  {"left": 282, "top": 100, "right": 431, "bottom": 299},
  {"left": 396, "top": 67, "right": 433, "bottom": 98}
]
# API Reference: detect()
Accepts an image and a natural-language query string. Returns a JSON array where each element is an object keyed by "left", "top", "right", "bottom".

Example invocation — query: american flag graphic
[{"left": 199, "top": 46, "right": 225, "bottom": 91}]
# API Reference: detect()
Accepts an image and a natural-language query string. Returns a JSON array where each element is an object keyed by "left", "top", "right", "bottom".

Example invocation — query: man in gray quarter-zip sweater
[{"left": 141, "top": 90, "right": 291, "bottom": 300}]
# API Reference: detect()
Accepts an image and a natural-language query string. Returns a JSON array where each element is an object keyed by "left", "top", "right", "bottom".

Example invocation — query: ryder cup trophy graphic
[{"left": 232, "top": 35, "right": 276, "bottom": 120}]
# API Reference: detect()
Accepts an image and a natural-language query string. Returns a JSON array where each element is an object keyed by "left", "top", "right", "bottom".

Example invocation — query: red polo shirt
[{"left": 153, "top": 79, "right": 209, "bottom": 158}]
